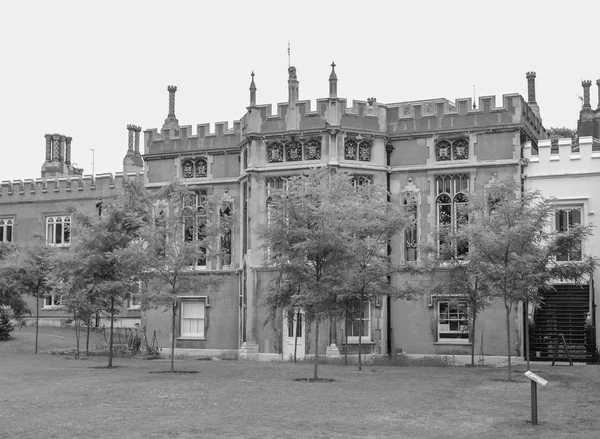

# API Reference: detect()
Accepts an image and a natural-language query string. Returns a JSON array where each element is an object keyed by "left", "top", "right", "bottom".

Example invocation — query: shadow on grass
[
  {"left": 149, "top": 371, "right": 200, "bottom": 374},
  {"left": 88, "top": 366, "right": 124, "bottom": 369},
  {"left": 293, "top": 378, "right": 336, "bottom": 383}
]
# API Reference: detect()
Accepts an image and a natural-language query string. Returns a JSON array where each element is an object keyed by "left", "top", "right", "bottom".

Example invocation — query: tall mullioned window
[
  {"left": 0, "top": 219, "right": 13, "bottom": 243},
  {"left": 183, "top": 191, "right": 207, "bottom": 267},
  {"left": 46, "top": 216, "right": 71, "bottom": 246},
  {"left": 435, "top": 174, "right": 469, "bottom": 257},
  {"left": 555, "top": 208, "right": 582, "bottom": 261},
  {"left": 402, "top": 192, "right": 418, "bottom": 261}
]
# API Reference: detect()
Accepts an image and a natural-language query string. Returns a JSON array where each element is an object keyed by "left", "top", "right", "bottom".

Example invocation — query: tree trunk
[
  {"left": 525, "top": 299, "right": 530, "bottom": 371},
  {"left": 35, "top": 293, "right": 39, "bottom": 355},
  {"left": 313, "top": 321, "right": 319, "bottom": 380},
  {"left": 74, "top": 311, "right": 80, "bottom": 360},
  {"left": 293, "top": 310, "right": 299, "bottom": 363},
  {"left": 171, "top": 302, "right": 176, "bottom": 373},
  {"left": 86, "top": 318, "right": 91, "bottom": 356},
  {"left": 505, "top": 302, "right": 512, "bottom": 381},
  {"left": 471, "top": 311, "right": 476, "bottom": 366},
  {"left": 358, "top": 296, "right": 364, "bottom": 372},
  {"left": 108, "top": 297, "right": 115, "bottom": 368},
  {"left": 344, "top": 316, "right": 348, "bottom": 367}
]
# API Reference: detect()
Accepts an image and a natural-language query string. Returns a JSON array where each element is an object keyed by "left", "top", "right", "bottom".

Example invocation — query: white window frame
[
  {"left": 436, "top": 299, "right": 469, "bottom": 344},
  {"left": 43, "top": 295, "right": 62, "bottom": 309},
  {"left": 179, "top": 297, "right": 207, "bottom": 340},
  {"left": 46, "top": 215, "right": 71, "bottom": 247},
  {"left": 347, "top": 302, "right": 372, "bottom": 344},
  {"left": 553, "top": 206, "right": 583, "bottom": 262},
  {"left": 0, "top": 218, "right": 14, "bottom": 243}
]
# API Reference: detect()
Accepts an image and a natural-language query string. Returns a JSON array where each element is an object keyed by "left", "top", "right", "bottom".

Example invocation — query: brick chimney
[
  {"left": 526, "top": 72, "right": 541, "bottom": 119},
  {"left": 162, "top": 85, "right": 180, "bottom": 131}
]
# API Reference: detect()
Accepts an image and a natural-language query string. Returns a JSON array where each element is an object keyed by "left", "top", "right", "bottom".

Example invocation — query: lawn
[{"left": 0, "top": 327, "right": 599, "bottom": 439}]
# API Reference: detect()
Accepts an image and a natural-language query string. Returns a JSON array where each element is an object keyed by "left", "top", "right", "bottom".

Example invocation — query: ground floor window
[
  {"left": 347, "top": 303, "right": 371, "bottom": 342},
  {"left": 180, "top": 298, "right": 206, "bottom": 338},
  {"left": 437, "top": 300, "right": 468, "bottom": 341},
  {"left": 0, "top": 219, "right": 13, "bottom": 242},
  {"left": 43, "top": 295, "right": 61, "bottom": 308}
]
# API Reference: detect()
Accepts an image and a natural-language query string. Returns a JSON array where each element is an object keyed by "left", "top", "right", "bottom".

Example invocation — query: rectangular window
[
  {"left": 43, "top": 295, "right": 61, "bottom": 308},
  {"left": 183, "top": 191, "right": 207, "bottom": 267},
  {"left": 435, "top": 174, "right": 469, "bottom": 257},
  {"left": 437, "top": 300, "right": 469, "bottom": 342},
  {"left": 555, "top": 208, "right": 582, "bottom": 261},
  {"left": 46, "top": 216, "right": 71, "bottom": 246},
  {"left": 180, "top": 299, "right": 206, "bottom": 338},
  {"left": 347, "top": 303, "right": 371, "bottom": 343},
  {"left": 0, "top": 219, "right": 14, "bottom": 243},
  {"left": 402, "top": 192, "right": 418, "bottom": 261}
]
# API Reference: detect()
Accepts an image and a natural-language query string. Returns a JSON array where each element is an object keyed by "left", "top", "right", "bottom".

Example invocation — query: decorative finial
[
  {"left": 288, "top": 41, "right": 291, "bottom": 68},
  {"left": 329, "top": 61, "right": 338, "bottom": 98},
  {"left": 249, "top": 71, "right": 257, "bottom": 106}
]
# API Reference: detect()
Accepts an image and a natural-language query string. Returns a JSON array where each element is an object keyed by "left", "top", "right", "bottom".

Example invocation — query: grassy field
[{"left": 0, "top": 326, "right": 599, "bottom": 439}]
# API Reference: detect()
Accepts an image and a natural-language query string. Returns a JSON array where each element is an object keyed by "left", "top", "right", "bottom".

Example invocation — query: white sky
[{"left": 2, "top": 0, "right": 599, "bottom": 182}]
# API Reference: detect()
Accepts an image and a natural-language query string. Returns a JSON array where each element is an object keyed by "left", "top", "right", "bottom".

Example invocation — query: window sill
[
  {"left": 434, "top": 341, "right": 471, "bottom": 346},
  {"left": 177, "top": 336, "right": 207, "bottom": 341},
  {"left": 344, "top": 340, "right": 375, "bottom": 345}
]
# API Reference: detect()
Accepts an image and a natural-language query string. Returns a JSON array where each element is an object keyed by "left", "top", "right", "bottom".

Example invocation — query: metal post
[{"left": 531, "top": 380, "right": 538, "bottom": 425}]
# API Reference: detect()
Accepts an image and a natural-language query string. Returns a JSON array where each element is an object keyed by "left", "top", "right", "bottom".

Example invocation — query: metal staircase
[{"left": 528, "top": 284, "right": 594, "bottom": 362}]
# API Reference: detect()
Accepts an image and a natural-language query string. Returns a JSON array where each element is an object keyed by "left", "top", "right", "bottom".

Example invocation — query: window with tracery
[
  {"left": 435, "top": 174, "right": 469, "bottom": 257},
  {"left": 435, "top": 137, "right": 469, "bottom": 161},
  {"left": 182, "top": 158, "right": 207, "bottom": 178},
  {"left": 304, "top": 139, "right": 321, "bottom": 160},
  {"left": 402, "top": 192, "right": 418, "bottom": 261},
  {"left": 350, "top": 175, "right": 372, "bottom": 187},
  {"left": 183, "top": 190, "right": 207, "bottom": 267},
  {"left": 344, "top": 139, "right": 371, "bottom": 161},
  {"left": 46, "top": 216, "right": 71, "bottom": 246},
  {"left": 220, "top": 203, "right": 232, "bottom": 267}
]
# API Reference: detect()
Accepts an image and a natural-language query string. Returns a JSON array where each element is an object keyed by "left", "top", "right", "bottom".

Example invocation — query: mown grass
[{"left": 1, "top": 326, "right": 599, "bottom": 439}]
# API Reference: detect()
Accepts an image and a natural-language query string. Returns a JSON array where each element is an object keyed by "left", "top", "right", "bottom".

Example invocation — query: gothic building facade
[{"left": 3, "top": 66, "right": 597, "bottom": 361}]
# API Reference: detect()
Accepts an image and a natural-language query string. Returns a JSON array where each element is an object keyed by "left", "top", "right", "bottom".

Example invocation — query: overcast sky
[{"left": 2, "top": 0, "right": 598, "bottom": 181}]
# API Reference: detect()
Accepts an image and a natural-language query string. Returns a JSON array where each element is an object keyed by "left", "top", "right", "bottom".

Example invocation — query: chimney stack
[
  {"left": 525, "top": 72, "right": 541, "bottom": 119},
  {"left": 162, "top": 85, "right": 180, "bottom": 130},
  {"left": 65, "top": 137, "right": 72, "bottom": 165},
  {"left": 596, "top": 79, "right": 600, "bottom": 109},
  {"left": 582, "top": 80, "right": 592, "bottom": 109},
  {"left": 127, "top": 124, "right": 135, "bottom": 153},
  {"left": 133, "top": 126, "right": 141, "bottom": 155}
]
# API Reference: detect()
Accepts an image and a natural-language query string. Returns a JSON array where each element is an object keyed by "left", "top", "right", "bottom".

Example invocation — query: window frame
[
  {"left": 346, "top": 302, "right": 372, "bottom": 344},
  {"left": 435, "top": 174, "right": 469, "bottom": 257},
  {"left": 402, "top": 191, "right": 419, "bottom": 262},
  {"left": 182, "top": 190, "right": 208, "bottom": 269},
  {"left": 436, "top": 298, "right": 470, "bottom": 344},
  {"left": 553, "top": 206, "right": 583, "bottom": 262},
  {"left": 0, "top": 218, "right": 14, "bottom": 243},
  {"left": 178, "top": 296, "right": 208, "bottom": 340},
  {"left": 43, "top": 295, "right": 62, "bottom": 309},
  {"left": 46, "top": 215, "right": 71, "bottom": 247},
  {"left": 434, "top": 136, "right": 469, "bottom": 162}
]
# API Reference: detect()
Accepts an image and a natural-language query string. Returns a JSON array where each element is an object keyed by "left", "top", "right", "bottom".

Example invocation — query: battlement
[
  {"left": 386, "top": 94, "right": 543, "bottom": 137},
  {"left": 0, "top": 171, "right": 145, "bottom": 202},
  {"left": 524, "top": 136, "right": 600, "bottom": 176},
  {"left": 145, "top": 120, "right": 243, "bottom": 155}
]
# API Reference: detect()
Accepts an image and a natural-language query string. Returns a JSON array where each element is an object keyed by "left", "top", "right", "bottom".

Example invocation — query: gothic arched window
[
  {"left": 402, "top": 192, "right": 418, "bottom": 261},
  {"left": 183, "top": 190, "right": 207, "bottom": 267},
  {"left": 344, "top": 139, "right": 358, "bottom": 160},
  {"left": 182, "top": 158, "right": 207, "bottom": 179},
  {"left": 435, "top": 174, "right": 469, "bottom": 257},
  {"left": 435, "top": 137, "right": 469, "bottom": 161},
  {"left": 358, "top": 140, "right": 371, "bottom": 161}
]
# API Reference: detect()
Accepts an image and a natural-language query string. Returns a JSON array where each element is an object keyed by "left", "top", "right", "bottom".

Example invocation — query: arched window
[
  {"left": 344, "top": 139, "right": 358, "bottom": 160},
  {"left": 0, "top": 219, "right": 13, "bottom": 243},
  {"left": 183, "top": 190, "right": 207, "bottom": 267},
  {"left": 402, "top": 192, "right": 418, "bottom": 261},
  {"left": 435, "top": 174, "right": 469, "bottom": 256},
  {"left": 345, "top": 139, "right": 371, "bottom": 161},
  {"left": 46, "top": 216, "right": 71, "bottom": 246},
  {"left": 358, "top": 140, "right": 371, "bottom": 161},
  {"left": 220, "top": 204, "right": 232, "bottom": 267}
]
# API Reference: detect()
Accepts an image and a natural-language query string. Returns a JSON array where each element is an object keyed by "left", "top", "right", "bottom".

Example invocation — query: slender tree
[
  {"left": 0, "top": 243, "right": 29, "bottom": 341},
  {"left": 133, "top": 181, "right": 234, "bottom": 373},
  {"left": 461, "top": 178, "right": 597, "bottom": 380},
  {"left": 0, "top": 237, "right": 56, "bottom": 353},
  {"left": 68, "top": 178, "right": 149, "bottom": 367}
]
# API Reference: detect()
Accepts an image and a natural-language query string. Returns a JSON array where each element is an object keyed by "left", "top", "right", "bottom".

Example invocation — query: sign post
[{"left": 524, "top": 371, "right": 548, "bottom": 425}]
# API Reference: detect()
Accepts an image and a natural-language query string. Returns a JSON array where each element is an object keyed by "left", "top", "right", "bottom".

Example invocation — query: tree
[
  {"left": 68, "top": 178, "right": 149, "bottom": 367},
  {"left": 461, "top": 178, "right": 597, "bottom": 380},
  {"left": 258, "top": 168, "right": 411, "bottom": 378},
  {"left": 335, "top": 181, "right": 413, "bottom": 371},
  {"left": 133, "top": 181, "right": 234, "bottom": 373},
  {"left": 0, "top": 242, "right": 29, "bottom": 341},
  {"left": 0, "top": 237, "right": 56, "bottom": 353}
]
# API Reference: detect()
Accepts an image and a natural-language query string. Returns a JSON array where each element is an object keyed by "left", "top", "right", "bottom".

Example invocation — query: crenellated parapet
[
  {"left": 524, "top": 136, "right": 600, "bottom": 176},
  {"left": 385, "top": 94, "right": 544, "bottom": 139},
  {"left": 0, "top": 171, "right": 145, "bottom": 202},
  {"left": 144, "top": 121, "right": 243, "bottom": 155}
]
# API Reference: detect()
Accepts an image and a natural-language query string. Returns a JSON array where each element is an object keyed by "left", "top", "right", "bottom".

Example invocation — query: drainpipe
[{"left": 385, "top": 140, "right": 395, "bottom": 356}]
